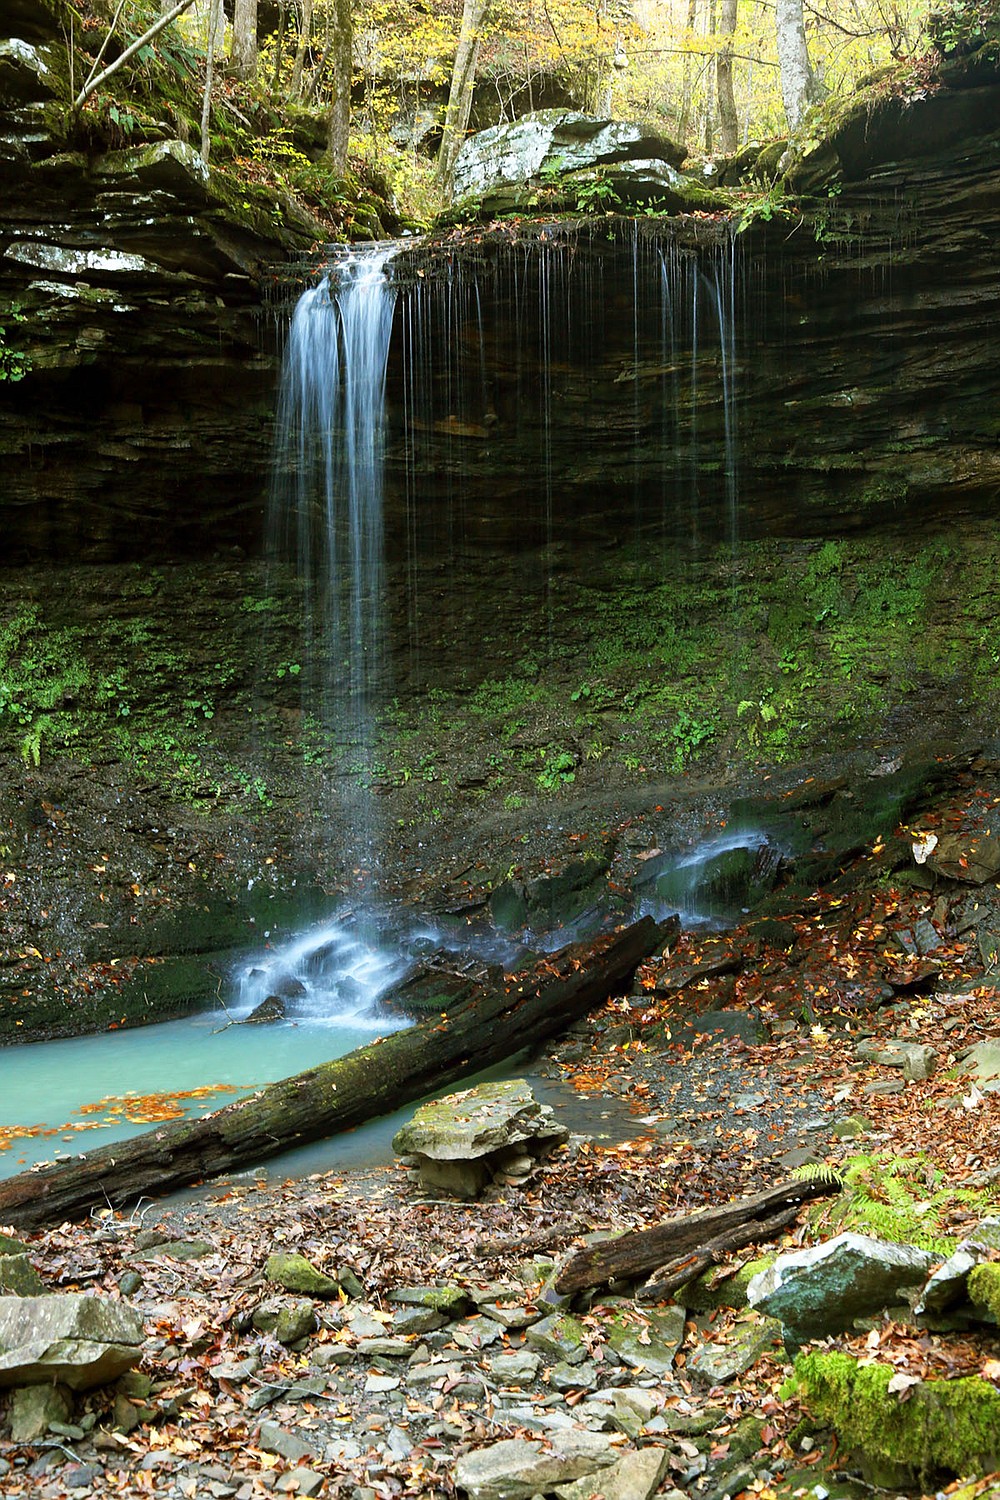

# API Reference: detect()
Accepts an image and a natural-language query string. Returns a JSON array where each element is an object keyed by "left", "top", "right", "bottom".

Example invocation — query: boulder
[
  {"left": 392, "top": 1079, "right": 569, "bottom": 1199},
  {"left": 264, "top": 1253, "right": 340, "bottom": 1297},
  {"left": 916, "top": 1220, "right": 1000, "bottom": 1317},
  {"left": 0, "top": 1254, "right": 45, "bottom": 1296},
  {"left": 454, "top": 1432, "right": 618, "bottom": 1500},
  {"left": 923, "top": 831, "right": 1000, "bottom": 884},
  {"left": 959, "top": 1039, "right": 1000, "bottom": 1086},
  {"left": 747, "top": 1233, "right": 935, "bottom": 1344},
  {"left": 452, "top": 109, "right": 685, "bottom": 211},
  {"left": 554, "top": 1446, "right": 670, "bottom": 1500},
  {"left": 251, "top": 1299, "right": 317, "bottom": 1346},
  {"left": 8, "top": 1381, "right": 73, "bottom": 1441},
  {"left": 243, "top": 995, "right": 287, "bottom": 1025},
  {"left": 855, "top": 1038, "right": 937, "bottom": 1080},
  {"left": 0, "top": 1294, "right": 145, "bottom": 1390},
  {"left": 687, "top": 1313, "right": 782, "bottom": 1384}
]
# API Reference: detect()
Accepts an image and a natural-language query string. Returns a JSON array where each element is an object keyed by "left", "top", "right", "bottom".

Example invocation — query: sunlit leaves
[{"left": 0, "top": 1085, "right": 239, "bottom": 1153}]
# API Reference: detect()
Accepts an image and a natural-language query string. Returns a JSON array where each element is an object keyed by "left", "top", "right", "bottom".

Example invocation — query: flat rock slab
[
  {"left": 688, "top": 1314, "right": 782, "bottom": 1385},
  {"left": 961, "top": 1039, "right": 1000, "bottom": 1084},
  {"left": 601, "top": 1304, "right": 686, "bottom": 1374},
  {"left": 393, "top": 1079, "right": 568, "bottom": 1199},
  {"left": 747, "top": 1233, "right": 934, "bottom": 1343},
  {"left": 923, "top": 831, "right": 1000, "bottom": 884},
  {"left": 0, "top": 1294, "right": 145, "bottom": 1390},
  {"left": 855, "top": 1038, "right": 937, "bottom": 1080},
  {"left": 554, "top": 1446, "right": 670, "bottom": 1500},
  {"left": 455, "top": 1432, "right": 618, "bottom": 1500}
]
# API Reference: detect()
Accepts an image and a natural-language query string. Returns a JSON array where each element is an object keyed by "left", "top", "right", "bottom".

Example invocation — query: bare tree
[
  {"left": 200, "top": 0, "right": 223, "bottom": 160},
  {"left": 435, "top": 0, "right": 493, "bottom": 203},
  {"left": 291, "top": 0, "right": 314, "bottom": 100},
  {"left": 231, "top": 0, "right": 258, "bottom": 80},
  {"left": 326, "top": 0, "right": 352, "bottom": 174},
  {"left": 775, "top": 0, "right": 821, "bottom": 129},
  {"left": 716, "top": 0, "right": 739, "bottom": 151},
  {"left": 678, "top": 0, "right": 699, "bottom": 141}
]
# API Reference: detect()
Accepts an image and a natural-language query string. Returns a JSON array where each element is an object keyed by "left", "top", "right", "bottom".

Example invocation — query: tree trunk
[
  {"left": 230, "top": 0, "right": 257, "bottom": 81},
  {"left": 703, "top": 0, "right": 716, "bottom": 152},
  {"left": 326, "top": 0, "right": 352, "bottom": 173},
  {"left": 0, "top": 918, "right": 665, "bottom": 1231},
  {"left": 678, "top": 0, "right": 699, "bottom": 143},
  {"left": 271, "top": 0, "right": 287, "bottom": 94},
  {"left": 435, "top": 0, "right": 492, "bottom": 203},
  {"left": 200, "top": 0, "right": 222, "bottom": 162},
  {"left": 775, "top": 0, "right": 818, "bottom": 130},
  {"left": 553, "top": 1173, "right": 843, "bottom": 1296},
  {"left": 290, "top": 0, "right": 313, "bottom": 101},
  {"left": 716, "top": 0, "right": 738, "bottom": 153}
]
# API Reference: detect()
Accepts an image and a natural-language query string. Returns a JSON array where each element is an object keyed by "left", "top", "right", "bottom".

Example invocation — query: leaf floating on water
[{"left": 0, "top": 1084, "right": 241, "bottom": 1150}]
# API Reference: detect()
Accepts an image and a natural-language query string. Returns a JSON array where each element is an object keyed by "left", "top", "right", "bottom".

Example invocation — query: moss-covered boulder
[
  {"left": 787, "top": 1351, "right": 1000, "bottom": 1485},
  {"left": 264, "top": 1253, "right": 342, "bottom": 1298}
]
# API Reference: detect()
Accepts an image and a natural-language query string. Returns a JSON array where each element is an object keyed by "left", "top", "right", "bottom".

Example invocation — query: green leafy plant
[
  {"left": 811, "top": 1151, "right": 996, "bottom": 1254},
  {"left": 536, "top": 748, "right": 576, "bottom": 790},
  {"left": 574, "top": 174, "right": 620, "bottom": 213},
  {"left": 0, "top": 303, "right": 30, "bottom": 384},
  {"left": 735, "top": 184, "right": 796, "bottom": 234}
]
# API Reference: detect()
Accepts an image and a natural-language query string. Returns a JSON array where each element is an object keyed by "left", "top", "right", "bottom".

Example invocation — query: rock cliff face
[
  {"left": 380, "top": 64, "right": 1000, "bottom": 558},
  {"left": 2, "top": 3, "right": 999, "bottom": 568},
  {"left": 0, "top": 0, "right": 320, "bottom": 563}
]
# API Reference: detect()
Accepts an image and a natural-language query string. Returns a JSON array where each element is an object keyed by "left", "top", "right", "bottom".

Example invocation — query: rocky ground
[{"left": 1, "top": 760, "right": 1000, "bottom": 1499}]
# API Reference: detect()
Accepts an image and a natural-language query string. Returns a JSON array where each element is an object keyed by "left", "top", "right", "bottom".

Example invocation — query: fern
[
  {"left": 791, "top": 1162, "right": 843, "bottom": 1187},
  {"left": 814, "top": 1152, "right": 997, "bottom": 1256}
]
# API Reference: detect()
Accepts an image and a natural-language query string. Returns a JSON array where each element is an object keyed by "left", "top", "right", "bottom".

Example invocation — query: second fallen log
[{"left": 553, "top": 1174, "right": 843, "bottom": 1297}]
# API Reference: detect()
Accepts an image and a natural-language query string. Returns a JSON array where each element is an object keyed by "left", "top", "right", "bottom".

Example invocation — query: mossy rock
[
  {"left": 786, "top": 1351, "right": 1000, "bottom": 1485},
  {"left": 968, "top": 1262, "right": 1000, "bottom": 1323},
  {"left": 683, "top": 1253, "right": 777, "bottom": 1312},
  {"left": 264, "top": 1252, "right": 341, "bottom": 1298}
]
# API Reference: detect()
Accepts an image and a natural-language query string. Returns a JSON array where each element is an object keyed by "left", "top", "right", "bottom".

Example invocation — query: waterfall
[{"left": 271, "top": 246, "right": 397, "bottom": 891}]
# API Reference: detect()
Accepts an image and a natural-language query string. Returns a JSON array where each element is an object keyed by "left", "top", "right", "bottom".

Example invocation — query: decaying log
[
  {"left": 636, "top": 1204, "right": 799, "bottom": 1300},
  {"left": 554, "top": 1173, "right": 842, "bottom": 1297},
  {"left": 0, "top": 916, "right": 666, "bottom": 1231}
]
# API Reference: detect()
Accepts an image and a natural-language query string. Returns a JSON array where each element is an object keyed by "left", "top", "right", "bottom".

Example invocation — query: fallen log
[
  {"left": 636, "top": 1204, "right": 800, "bottom": 1300},
  {"left": 553, "top": 1173, "right": 843, "bottom": 1297},
  {"left": 0, "top": 916, "right": 665, "bottom": 1231}
]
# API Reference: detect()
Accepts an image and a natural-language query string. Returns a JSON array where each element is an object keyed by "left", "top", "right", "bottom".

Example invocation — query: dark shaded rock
[
  {"left": 491, "top": 852, "right": 611, "bottom": 933},
  {"left": 243, "top": 994, "right": 287, "bottom": 1025},
  {"left": 644, "top": 838, "right": 781, "bottom": 918}
]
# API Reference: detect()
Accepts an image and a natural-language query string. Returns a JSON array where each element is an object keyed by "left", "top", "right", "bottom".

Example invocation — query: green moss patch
[
  {"left": 787, "top": 1351, "right": 1000, "bottom": 1485},
  {"left": 968, "top": 1262, "right": 1000, "bottom": 1323}
]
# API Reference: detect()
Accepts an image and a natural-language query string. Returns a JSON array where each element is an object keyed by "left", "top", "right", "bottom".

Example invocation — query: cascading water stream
[
  {"left": 247, "top": 245, "right": 404, "bottom": 1019},
  {"left": 272, "top": 246, "right": 397, "bottom": 893}
]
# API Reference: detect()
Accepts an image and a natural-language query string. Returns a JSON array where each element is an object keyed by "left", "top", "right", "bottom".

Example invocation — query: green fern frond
[{"left": 791, "top": 1162, "right": 843, "bottom": 1186}]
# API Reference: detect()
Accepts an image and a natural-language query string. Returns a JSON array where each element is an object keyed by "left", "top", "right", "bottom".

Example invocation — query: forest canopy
[{"left": 66, "top": 0, "right": 959, "bottom": 229}]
